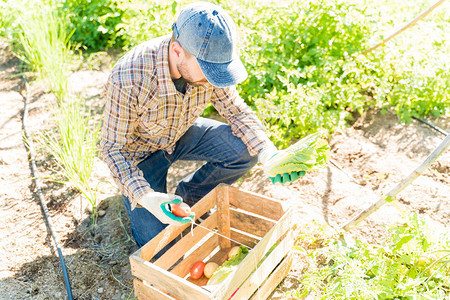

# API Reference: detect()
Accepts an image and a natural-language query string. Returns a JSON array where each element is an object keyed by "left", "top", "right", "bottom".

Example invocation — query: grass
[
  {"left": 8, "top": 0, "right": 72, "bottom": 102},
  {"left": 44, "top": 98, "right": 101, "bottom": 224},
  {"left": 3, "top": 0, "right": 102, "bottom": 223}
]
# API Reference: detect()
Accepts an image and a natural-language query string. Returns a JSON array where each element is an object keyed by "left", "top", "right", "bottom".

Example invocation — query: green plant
[
  {"left": 0, "top": 2, "right": 11, "bottom": 38},
  {"left": 59, "top": 0, "right": 127, "bottom": 52},
  {"left": 293, "top": 214, "right": 450, "bottom": 299},
  {"left": 8, "top": 0, "right": 72, "bottom": 102},
  {"left": 382, "top": 53, "right": 450, "bottom": 122},
  {"left": 231, "top": 0, "right": 449, "bottom": 146},
  {"left": 4, "top": 1, "right": 105, "bottom": 226},
  {"left": 118, "top": 0, "right": 179, "bottom": 50},
  {"left": 58, "top": 0, "right": 181, "bottom": 52},
  {"left": 45, "top": 98, "right": 101, "bottom": 224},
  {"left": 232, "top": 0, "right": 374, "bottom": 146}
]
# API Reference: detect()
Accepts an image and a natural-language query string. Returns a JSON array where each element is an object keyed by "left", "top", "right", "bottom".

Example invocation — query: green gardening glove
[
  {"left": 260, "top": 147, "right": 306, "bottom": 184},
  {"left": 137, "top": 192, "right": 194, "bottom": 225},
  {"left": 160, "top": 197, "right": 195, "bottom": 224},
  {"left": 260, "top": 132, "right": 330, "bottom": 184}
]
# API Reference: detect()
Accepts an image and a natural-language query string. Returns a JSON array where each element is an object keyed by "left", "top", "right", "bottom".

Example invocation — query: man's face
[{"left": 176, "top": 53, "right": 209, "bottom": 87}]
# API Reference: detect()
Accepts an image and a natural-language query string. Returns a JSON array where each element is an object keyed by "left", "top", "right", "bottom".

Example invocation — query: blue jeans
[{"left": 123, "top": 117, "right": 257, "bottom": 249}]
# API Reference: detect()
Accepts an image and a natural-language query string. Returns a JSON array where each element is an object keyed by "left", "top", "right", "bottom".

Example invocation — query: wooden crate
[{"left": 130, "top": 184, "right": 296, "bottom": 300}]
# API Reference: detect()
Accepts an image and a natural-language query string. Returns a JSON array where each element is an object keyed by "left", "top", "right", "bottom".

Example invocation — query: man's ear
[{"left": 171, "top": 41, "right": 184, "bottom": 59}]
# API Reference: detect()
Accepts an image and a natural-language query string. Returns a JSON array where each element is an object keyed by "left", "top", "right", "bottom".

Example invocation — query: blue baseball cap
[{"left": 172, "top": 2, "right": 248, "bottom": 88}]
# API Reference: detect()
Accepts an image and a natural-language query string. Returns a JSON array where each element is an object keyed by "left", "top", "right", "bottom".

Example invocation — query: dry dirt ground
[{"left": 0, "top": 38, "right": 449, "bottom": 299}]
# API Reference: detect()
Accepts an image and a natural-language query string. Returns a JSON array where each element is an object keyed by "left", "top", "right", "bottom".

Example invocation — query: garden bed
[{"left": 0, "top": 39, "right": 448, "bottom": 299}]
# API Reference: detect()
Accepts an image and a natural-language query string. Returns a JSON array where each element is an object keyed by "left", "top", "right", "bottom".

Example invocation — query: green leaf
[{"left": 207, "top": 246, "right": 249, "bottom": 286}]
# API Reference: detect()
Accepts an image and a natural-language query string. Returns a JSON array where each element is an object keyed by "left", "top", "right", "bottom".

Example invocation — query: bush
[
  {"left": 5, "top": 0, "right": 447, "bottom": 148},
  {"left": 59, "top": 0, "right": 126, "bottom": 52},
  {"left": 234, "top": 0, "right": 375, "bottom": 146},
  {"left": 231, "top": 0, "right": 449, "bottom": 147},
  {"left": 118, "top": 1, "right": 179, "bottom": 50},
  {"left": 56, "top": 0, "right": 179, "bottom": 52}
]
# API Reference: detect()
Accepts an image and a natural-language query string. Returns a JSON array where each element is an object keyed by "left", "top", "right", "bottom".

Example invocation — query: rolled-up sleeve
[
  {"left": 99, "top": 80, "right": 152, "bottom": 205},
  {"left": 211, "top": 86, "right": 272, "bottom": 156}
]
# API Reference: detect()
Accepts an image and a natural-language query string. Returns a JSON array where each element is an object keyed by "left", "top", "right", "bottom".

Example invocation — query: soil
[{"left": 0, "top": 37, "right": 448, "bottom": 299}]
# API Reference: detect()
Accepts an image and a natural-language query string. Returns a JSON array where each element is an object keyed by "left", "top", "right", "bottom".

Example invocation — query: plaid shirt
[{"left": 100, "top": 35, "right": 271, "bottom": 205}]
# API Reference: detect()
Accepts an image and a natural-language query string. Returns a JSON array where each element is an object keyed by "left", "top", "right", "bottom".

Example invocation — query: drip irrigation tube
[
  {"left": 413, "top": 116, "right": 449, "bottom": 137},
  {"left": 342, "top": 132, "right": 450, "bottom": 230},
  {"left": 22, "top": 76, "right": 74, "bottom": 300}
]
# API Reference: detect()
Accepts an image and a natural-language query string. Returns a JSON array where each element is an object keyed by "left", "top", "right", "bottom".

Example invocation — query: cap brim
[{"left": 197, "top": 56, "right": 248, "bottom": 88}]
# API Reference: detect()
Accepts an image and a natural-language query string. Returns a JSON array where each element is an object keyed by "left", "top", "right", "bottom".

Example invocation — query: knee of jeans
[
  {"left": 241, "top": 145, "right": 258, "bottom": 163},
  {"left": 228, "top": 150, "right": 257, "bottom": 171},
  {"left": 248, "top": 154, "right": 258, "bottom": 168}
]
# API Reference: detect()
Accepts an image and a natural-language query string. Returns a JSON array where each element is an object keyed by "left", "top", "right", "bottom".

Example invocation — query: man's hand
[
  {"left": 259, "top": 146, "right": 306, "bottom": 184},
  {"left": 136, "top": 192, "right": 194, "bottom": 225},
  {"left": 259, "top": 133, "right": 330, "bottom": 184}
]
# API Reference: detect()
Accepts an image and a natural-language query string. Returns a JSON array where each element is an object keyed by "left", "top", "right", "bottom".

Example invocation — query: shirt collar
[
  {"left": 157, "top": 35, "right": 178, "bottom": 98},
  {"left": 156, "top": 34, "right": 212, "bottom": 97}
]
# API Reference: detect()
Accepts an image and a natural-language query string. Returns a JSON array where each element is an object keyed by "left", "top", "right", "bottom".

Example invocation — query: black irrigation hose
[
  {"left": 413, "top": 116, "right": 449, "bottom": 137},
  {"left": 21, "top": 76, "right": 74, "bottom": 300}
]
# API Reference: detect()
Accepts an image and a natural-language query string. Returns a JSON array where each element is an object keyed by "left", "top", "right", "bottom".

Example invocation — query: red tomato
[
  {"left": 190, "top": 261, "right": 205, "bottom": 280},
  {"left": 171, "top": 203, "right": 191, "bottom": 217}
]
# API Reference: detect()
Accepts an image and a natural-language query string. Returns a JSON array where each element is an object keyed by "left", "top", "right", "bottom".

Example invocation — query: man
[{"left": 100, "top": 2, "right": 303, "bottom": 249}]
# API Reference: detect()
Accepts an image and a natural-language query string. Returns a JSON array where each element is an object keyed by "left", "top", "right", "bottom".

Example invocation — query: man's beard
[{"left": 176, "top": 63, "right": 208, "bottom": 87}]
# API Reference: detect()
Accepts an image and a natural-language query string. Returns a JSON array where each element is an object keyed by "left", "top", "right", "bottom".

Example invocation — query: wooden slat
[
  {"left": 134, "top": 278, "right": 179, "bottom": 300},
  {"left": 230, "top": 229, "right": 260, "bottom": 249},
  {"left": 228, "top": 185, "right": 285, "bottom": 220},
  {"left": 155, "top": 211, "right": 218, "bottom": 270},
  {"left": 140, "top": 188, "right": 217, "bottom": 261},
  {"left": 216, "top": 185, "right": 231, "bottom": 249},
  {"left": 130, "top": 253, "right": 210, "bottom": 300},
  {"left": 170, "top": 234, "right": 219, "bottom": 278},
  {"left": 207, "top": 246, "right": 230, "bottom": 266},
  {"left": 230, "top": 208, "right": 277, "bottom": 237},
  {"left": 211, "top": 209, "right": 293, "bottom": 300},
  {"left": 230, "top": 230, "right": 294, "bottom": 299},
  {"left": 250, "top": 253, "right": 294, "bottom": 300},
  {"left": 187, "top": 273, "right": 209, "bottom": 287}
]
